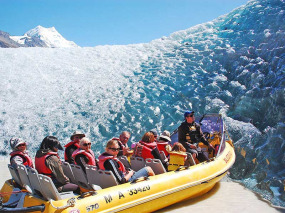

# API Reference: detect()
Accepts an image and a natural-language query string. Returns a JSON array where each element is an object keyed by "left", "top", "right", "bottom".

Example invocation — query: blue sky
[{"left": 1, "top": 0, "right": 249, "bottom": 47}]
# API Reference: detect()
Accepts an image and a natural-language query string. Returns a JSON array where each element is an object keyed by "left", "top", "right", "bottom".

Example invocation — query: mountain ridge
[{"left": 0, "top": 25, "right": 78, "bottom": 48}]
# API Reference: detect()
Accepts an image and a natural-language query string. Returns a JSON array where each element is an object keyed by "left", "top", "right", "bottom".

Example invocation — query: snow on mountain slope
[{"left": 10, "top": 25, "right": 78, "bottom": 48}]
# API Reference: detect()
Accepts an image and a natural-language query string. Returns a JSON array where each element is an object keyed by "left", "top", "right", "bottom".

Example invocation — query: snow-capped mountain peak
[
  {"left": 7, "top": 25, "right": 78, "bottom": 48},
  {"left": 24, "top": 25, "right": 78, "bottom": 48}
]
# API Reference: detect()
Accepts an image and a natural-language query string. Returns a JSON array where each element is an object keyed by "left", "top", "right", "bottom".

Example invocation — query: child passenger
[
  {"left": 170, "top": 142, "right": 195, "bottom": 167},
  {"left": 9, "top": 137, "right": 34, "bottom": 168},
  {"left": 98, "top": 140, "right": 155, "bottom": 184}
]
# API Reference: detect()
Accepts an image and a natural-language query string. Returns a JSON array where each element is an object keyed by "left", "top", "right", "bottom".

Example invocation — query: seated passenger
[
  {"left": 98, "top": 140, "right": 154, "bottom": 184},
  {"left": 134, "top": 132, "right": 168, "bottom": 169},
  {"left": 134, "top": 132, "right": 161, "bottom": 160},
  {"left": 9, "top": 137, "right": 33, "bottom": 168},
  {"left": 35, "top": 136, "right": 80, "bottom": 194},
  {"left": 168, "top": 142, "right": 195, "bottom": 171},
  {"left": 157, "top": 130, "right": 172, "bottom": 157},
  {"left": 72, "top": 137, "right": 97, "bottom": 173},
  {"left": 64, "top": 130, "right": 85, "bottom": 164},
  {"left": 112, "top": 131, "right": 132, "bottom": 157}
]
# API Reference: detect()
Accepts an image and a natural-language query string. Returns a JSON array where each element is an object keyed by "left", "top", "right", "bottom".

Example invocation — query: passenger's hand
[
  {"left": 123, "top": 147, "right": 129, "bottom": 155},
  {"left": 129, "top": 170, "right": 134, "bottom": 176},
  {"left": 190, "top": 144, "right": 196, "bottom": 149}
]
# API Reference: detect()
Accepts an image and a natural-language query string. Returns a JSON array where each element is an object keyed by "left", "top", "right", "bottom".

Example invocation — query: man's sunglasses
[{"left": 83, "top": 143, "right": 91, "bottom": 146}]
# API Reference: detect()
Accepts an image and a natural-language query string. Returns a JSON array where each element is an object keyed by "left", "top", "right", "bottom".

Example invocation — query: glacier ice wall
[{"left": 0, "top": 0, "right": 284, "bottom": 207}]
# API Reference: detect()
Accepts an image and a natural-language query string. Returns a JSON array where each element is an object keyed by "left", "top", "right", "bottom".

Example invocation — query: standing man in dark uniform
[{"left": 178, "top": 111, "right": 214, "bottom": 163}]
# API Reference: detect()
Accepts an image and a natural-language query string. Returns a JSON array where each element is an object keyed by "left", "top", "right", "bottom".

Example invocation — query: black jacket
[{"left": 178, "top": 121, "right": 209, "bottom": 148}]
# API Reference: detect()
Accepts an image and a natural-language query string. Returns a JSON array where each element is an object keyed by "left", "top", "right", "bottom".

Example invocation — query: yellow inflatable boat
[{"left": 0, "top": 114, "right": 235, "bottom": 212}]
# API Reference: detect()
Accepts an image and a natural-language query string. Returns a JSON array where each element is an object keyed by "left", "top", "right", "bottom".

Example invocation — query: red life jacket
[
  {"left": 64, "top": 141, "right": 80, "bottom": 161},
  {"left": 35, "top": 152, "right": 59, "bottom": 177},
  {"left": 72, "top": 149, "right": 96, "bottom": 166},
  {"left": 98, "top": 153, "right": 126, "bottom": 174},
  {"left": 10, "top": 151, "right": 34, "bottom": 168},
  {"left": 134, "top": 141, "right": 157, "bottom": 159},
  {"left": 156, "top": 142, "right": 169, "bottom": 156}
]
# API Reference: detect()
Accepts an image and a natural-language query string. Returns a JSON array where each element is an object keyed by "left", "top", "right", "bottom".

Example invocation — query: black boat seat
[
  {"left": 17, "top": 164, "right": 33, "bottom": 193},
  {"left": 130, "top": 156, "right": 146, "bottom": 172},
  {"left": 118, "top": 156, "right": 131, "bottom": 170},
  {"left": 62, "top": 162, "right": 78, "bottom": 185},
  {"left": 27, "top": 168, "right": 45, "bottom": 198},
  {"left": 145, "top": 158, "right": 166, "bottom": 175},
  {"left": 86, "top": 165, "right": 117, "bottom": 189},
  {"left": 8, "top": 164, "right": 23, "bottom": 187},
  {"left": 27, "top": 167, "right": 74, "bottom": 201},
  {"left": 70, "top": 164, "right": 95, "bottom": 190},
  {"left": 38, "top": 174, "right": 74, "bottom": 201}
]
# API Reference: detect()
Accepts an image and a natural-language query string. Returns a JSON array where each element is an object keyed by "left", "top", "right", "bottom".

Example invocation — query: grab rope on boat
[
  {"left": 49, "top": 197, "right": 76, "bottom": 210},
  {"left": 0, "top": 190, "right": 23, "bottom": 196}
]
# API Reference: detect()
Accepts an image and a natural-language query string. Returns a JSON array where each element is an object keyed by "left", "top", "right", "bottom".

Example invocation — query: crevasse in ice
[{"left": 0, "top": 0, "right": 284, "bottom": 207}]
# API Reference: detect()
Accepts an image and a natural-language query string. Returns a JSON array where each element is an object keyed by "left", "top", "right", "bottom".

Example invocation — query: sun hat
[
  {"left": 159, "top": 130, "right": 171, "bottom": 142},
  {"left": 184, "top": 110, "right": 194, "bottom": 118},
  {"left": 10, "top": 137, "right": 26, "bottom": 151},
  {"left": 70, "top": 130, "right": 85, "bottom": 140}
]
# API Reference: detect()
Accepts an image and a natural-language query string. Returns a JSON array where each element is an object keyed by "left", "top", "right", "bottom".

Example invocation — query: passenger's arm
[
  {"left": 65, "top": 147, "right": 75, "bottom": 164},
  {"left": 74, "top": 155, "right": 88, "bottom": 173},
  {"left": 10, "top": 156, "right": 24, "bottom": 167},
  {"left": 104, "top": 159, "right": 126, "bottom": 184},
  {"left": 46, "top": 156, "right": 69, "bottom": 184}
]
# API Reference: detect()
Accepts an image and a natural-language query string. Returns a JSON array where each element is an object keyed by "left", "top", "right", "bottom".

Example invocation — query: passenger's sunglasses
[
  {"left": 186, "top": 115, "right": 194, "bottom": 118},
  {"left": 83, "top": 143, "right": 91, "bottom": 146},
  {"left": 17, "top": 144, "right": 26, "bottom": 147},
  {"left": 108, "top": 148, "right": 120, "bottom": 151}
]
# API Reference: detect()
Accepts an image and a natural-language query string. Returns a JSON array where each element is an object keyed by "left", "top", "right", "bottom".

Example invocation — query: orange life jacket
[
  {"left": 72, "top": 149, "right": 96, "bottom": 166},
  {"left": 134, "top": 141, "right": 157, "bottom": 160},
  {"left": 64, "top": 141, "right": 80, "bottom": 161},
  {"left": 98, "top": 153, "right": 126, "bottom": 174},
  {"left": 10, "top": 151, "right": 34, "bottom": 168},
  {"left": 156, "top": 141, "right": 169, "bottom": 156},
  {"left": 35, "top": 152, "right": 59, "bottom": 177}
]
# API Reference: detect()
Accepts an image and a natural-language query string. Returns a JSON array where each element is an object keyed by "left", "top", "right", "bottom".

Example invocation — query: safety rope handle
[
  {"left": 49, "top": 197, "right": 76, "bottom": 210},
  {"left": 0, "top": 190, "right": 23, "bottom": 196}
]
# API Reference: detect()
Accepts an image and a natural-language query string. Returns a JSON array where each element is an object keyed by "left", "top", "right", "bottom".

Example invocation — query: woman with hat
[
  {"left": 64, "top": 130, "right": 85, "bottom": 164},
  {"left": 35, "top": 136, "right": 80, "bottom": 193},
  {"left": 9, "top": 137, "right": 34, "bottom": 168},
  {"left": 157, "top": 130, "right": 172, "bottom": 157}
]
